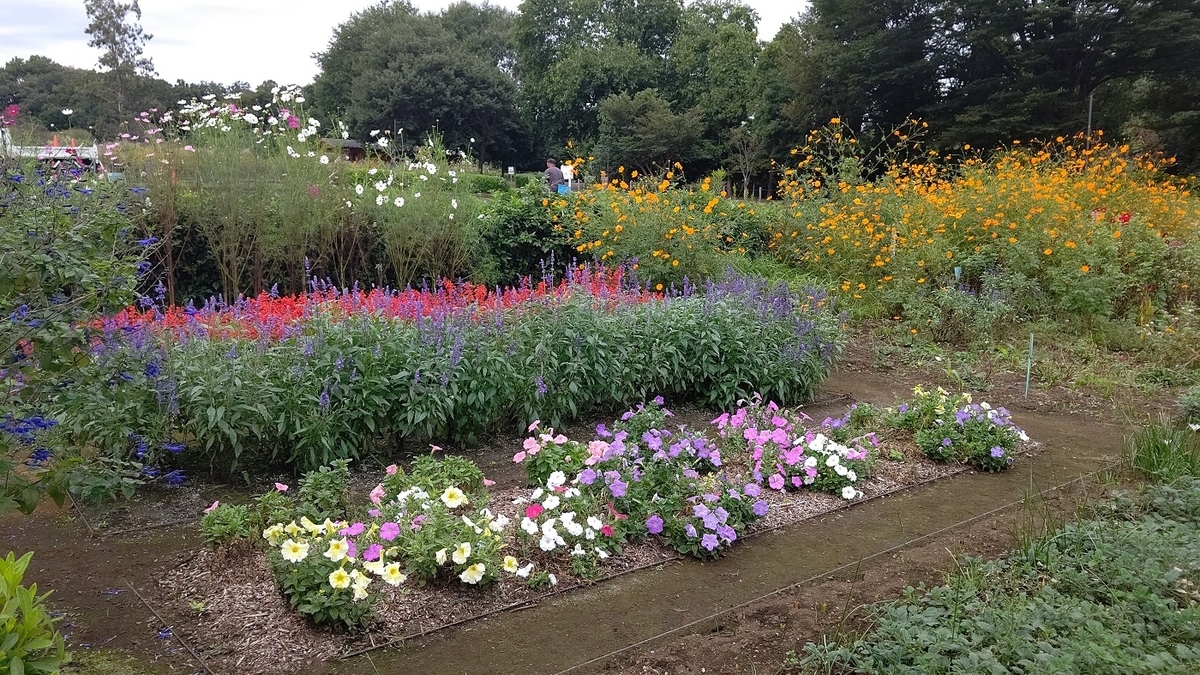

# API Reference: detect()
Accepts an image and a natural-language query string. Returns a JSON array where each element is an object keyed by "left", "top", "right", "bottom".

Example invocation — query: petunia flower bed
[{"left": 164, "top": 390, "right": 1030, "bottom": 671}]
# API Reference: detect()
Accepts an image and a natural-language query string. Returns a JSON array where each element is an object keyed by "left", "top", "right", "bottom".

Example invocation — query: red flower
[
  {"left": 1118, "top": 212, "right": 1132, "bottom": 223},
  {"left": 525, "top": 503, "right": 544, "bottom": 519}
]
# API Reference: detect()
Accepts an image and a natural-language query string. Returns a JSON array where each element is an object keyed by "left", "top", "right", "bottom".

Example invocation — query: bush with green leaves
[
  {"left": 382, "top": 455, "right": 486, "bottom": 500},
  {"left": 0, "top": 552, "right": 69, "bottom": 674},
  {"left": 296, "top": 459, "right": 351, "bottom": 522},
  {"left": 1125, "top": 416, "right": 1200, "bottom": 483},
  {"left": 200, "top": 503, "right": 254, "bottom": 548},
  {"left": 474, "top": 183, "right": 574, "bottom": 285},
  {"left": 0, "top": 158, "right": 151, "bottom": 516},
  {"left": 1181, "top": 384, "right": 1200, "bottom": 426}
]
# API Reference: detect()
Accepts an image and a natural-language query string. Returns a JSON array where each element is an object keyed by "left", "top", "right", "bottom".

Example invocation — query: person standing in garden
[{"left": 545, "top": 158, "right": 564, "bottom": 191}]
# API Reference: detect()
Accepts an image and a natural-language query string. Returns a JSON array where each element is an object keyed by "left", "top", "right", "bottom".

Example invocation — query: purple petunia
[
  {"left": 700, "top": 533, "right": 719, "bottom": 551},
  {"left": 645, "top": 514, "right": 664, "bottom": 535},
  {"left": 579, "top": 468, "right": 597, "bottom": 485},
  {"left": 768, "top": 473, "right": 785, "bottom": 490},
  {"left": 941, "top": 437, "right": 952, "bottom": 447},
  {"left": 685, "top": 523, "right": 698, "bottom": 538},
  {"left": 362, "top": 544, "right": 383, "bottom": 561},
  {"left": 990, "top": 446, "right": 1005, "bottom": 458},
  {"left": 744, "top": 482, "right": 762, "bottom": 497},
  {"left": 753, "top": 500, "right": 769, "bottom": 517}
]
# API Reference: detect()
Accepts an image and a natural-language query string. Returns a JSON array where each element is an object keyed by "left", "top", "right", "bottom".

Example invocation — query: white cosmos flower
[
  {"left": 61, "top": 108, "right": 73, "bottom": 116},
  {"left": 451, "top": 198, "right": 458, "bottom": 209},
  {"left": 244, "top": 113, "right": 258, "bottom": 124},
  {"left": 413, "top": 192, "right": 421, "bottom": 198},
  {"left": 374, "top": 181, "right": 387, "bottom": 191},
  {"left": 515, "top": 563, "right": 533, "bottom": 577},
  {"left": 449, "top": 213, "right": 454, "bottom": 220},
  {"left": 419, "top": 174, "right": 429, "bottom": 181},
  {"left": 320, "top": 155, "right": 330, "bottom": 165},
  {"left": 394, "top": 197, "right": 405, "bottom": 207},
  {"left": 375, "top": 195, "right": 384, "bottom": 206},
  {"left": 267, "top": 116, "right": 279, "bottom": 125},
  {"left": 378, "top": 137, "right": 389, "bottom": 148},
  {"left": 355, "top": 184, "right": 364, "bottom": 195}
]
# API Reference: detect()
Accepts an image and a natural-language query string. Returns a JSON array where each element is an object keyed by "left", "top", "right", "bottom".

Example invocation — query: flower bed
[
  {"left": 53, "top": 271, "right": 843, "bottom": 475},
  {"left": 155, "top": 390, "right": 1030, "bottom": 672}
]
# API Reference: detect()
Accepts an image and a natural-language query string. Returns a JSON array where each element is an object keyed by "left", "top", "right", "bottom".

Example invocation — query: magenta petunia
[{"left": 379, "top": 521, "right": 401, "bottom": 541}]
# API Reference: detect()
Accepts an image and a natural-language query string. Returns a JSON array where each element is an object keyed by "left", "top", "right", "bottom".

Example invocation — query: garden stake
[{"left": 1024, "top": 332, "right": 1034, "bottom": 398}]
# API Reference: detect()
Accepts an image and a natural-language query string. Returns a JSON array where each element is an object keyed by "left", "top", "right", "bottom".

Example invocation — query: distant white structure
[{"left": 0, "top": 128, "right": 101, "bottom": 165}]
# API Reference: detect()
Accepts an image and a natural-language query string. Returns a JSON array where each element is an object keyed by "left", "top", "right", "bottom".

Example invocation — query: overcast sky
[{"left": 0, "top": 0, "right": 802, "bottom": 87}]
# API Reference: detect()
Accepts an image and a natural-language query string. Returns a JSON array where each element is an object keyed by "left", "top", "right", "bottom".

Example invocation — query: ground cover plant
[
  {"left": 788, "top": 479, "right": 1200, "bottom": 674},
  {"left": 0, "top": 551, "right": 69, "bottom": 674}
]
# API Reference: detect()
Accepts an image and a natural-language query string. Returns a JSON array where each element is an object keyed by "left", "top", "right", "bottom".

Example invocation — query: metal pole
[
  {"left": 1086, "top": 93, "right": 1094, "bottom": 150},
  {"left": 1024, "top": 333, "right": 1034, "bottom": 398}
]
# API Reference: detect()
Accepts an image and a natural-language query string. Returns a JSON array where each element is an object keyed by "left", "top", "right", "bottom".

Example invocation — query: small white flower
[
  {"left": 355, "top": 184, "right": 364, "bottom": 195},
  {"left": 61, "top": 108, "right": 73, "bottom": 116},
  {"left": 841, "top": 486, "right": 860, "bottom": 500},
  {"left": 542, "top": 495, "right": 561, "bottom": 511},
  {"left": 414, "top": 192, "right": 421, "bottom": 198},
  {"left": 375, "top": 194, "right": 384, "bottom": 206},
  {"left": 394, "top": 197, "right": 405, "bottom": 207},
  {"left": 320, "top": 155, "right": 330, "bottom": 165},
  {"left": 515, "top": 563, "right": 533, "bottom": 578},
  {"left": 549, "top": 573, "right": 557, "bottom": 586},
  {"left": 244, "top": 113, "right": 258, "bottom": 125},
  {"left": 521, "top": 517, "right": 538, "bottom": 535},
  {"left": 451, "top": 198, "right": 458, "bottom": 209}
]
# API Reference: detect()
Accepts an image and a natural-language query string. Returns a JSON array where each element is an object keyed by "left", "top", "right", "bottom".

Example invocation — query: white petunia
[
  {"left": 542, "top": 495, "right": 561, "bottom": 511},
  {"left": 459, "top": 563, "right": 485, "bottom": 584},
  {"left": 841, "top": 486, "right": 860, "bottom": 500},
  {"left": 521, "top": 517, "right": 538, "bottom": 535},
  {"left": 515, "top": 563, "right": 533, "bottom": 578}
]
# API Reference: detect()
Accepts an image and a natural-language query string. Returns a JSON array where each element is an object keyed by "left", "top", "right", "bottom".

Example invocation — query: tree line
[{"left": 3, "top": 0, "right": 1199, "bottom": 173}]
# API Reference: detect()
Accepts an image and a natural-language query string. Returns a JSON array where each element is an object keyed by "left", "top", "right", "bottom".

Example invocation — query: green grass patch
[{"left": 788, "top": 480, "right": 1200, "bottom": 674}]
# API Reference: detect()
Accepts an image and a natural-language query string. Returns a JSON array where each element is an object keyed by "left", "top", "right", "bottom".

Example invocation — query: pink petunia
[
  {"left": 483, "top": 478, "right": 495, "bottom": 486},
  {"left": 768, "top": 474, "right": 785, "bottom": 490},
  {"left": 525, "top": 503, "right": 544, "bottom": 519},
  {"left": 513, "top": 451, "right": 526, "bottom": 463},
  {"left": 362, "top": 544, "right": 383, "bottom": 562},
  {"left": 274, "top": 482, "right": 288, "bottom": 492},
  {"left": 379, "top": 522, "right": 400, "bottom": 540},
  {"left": 386, "top": 464, "right": 398, "bottom": 476},
  {"left": 369, "top": 483, "right": 385, "bottom": 505},
  {"left": 203, "top": 500, "right": 220, "bottom": 514}
]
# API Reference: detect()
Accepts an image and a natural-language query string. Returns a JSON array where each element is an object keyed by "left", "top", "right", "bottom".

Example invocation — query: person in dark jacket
[{"left": 545, "top": 158, "right": 564, "bottom": 191}]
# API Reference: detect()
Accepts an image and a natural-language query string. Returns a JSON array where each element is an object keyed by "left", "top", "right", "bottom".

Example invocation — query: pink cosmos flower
[
  {"left": 286, "top": 115, "right": 300, "bottom": 129},
  {"left": 203, "top": 500, "right": 220, "bottom": 514},
  {"left": 274, "top": 482, "right": 289, "bottom": 492},
  {"left": 386, "top": 464, "right": 398, "bottom": 475}
]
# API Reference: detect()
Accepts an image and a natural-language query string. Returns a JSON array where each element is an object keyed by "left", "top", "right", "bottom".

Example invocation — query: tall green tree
[
  {"left": 596, "top": 88, "right": 703, "bottom": 172},
  {"left": 83, "top": 0, "right": 155, "bottom": 116},
  {"left": 311, "top": 1, "right": 529, "bottom": 164},
  {"left": 515, "top": 0, "right": 685, "bottom": 149}
]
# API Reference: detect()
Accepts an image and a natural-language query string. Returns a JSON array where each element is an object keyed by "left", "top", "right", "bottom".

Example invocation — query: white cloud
[{"left": 0, "top": 0, "right": 803, "bottom": 86}]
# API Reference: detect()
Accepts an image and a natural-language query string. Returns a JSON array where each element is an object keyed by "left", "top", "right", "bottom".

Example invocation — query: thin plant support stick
[{"left": 1025, "top": 333, "right": 1034, "bottom": 398}]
